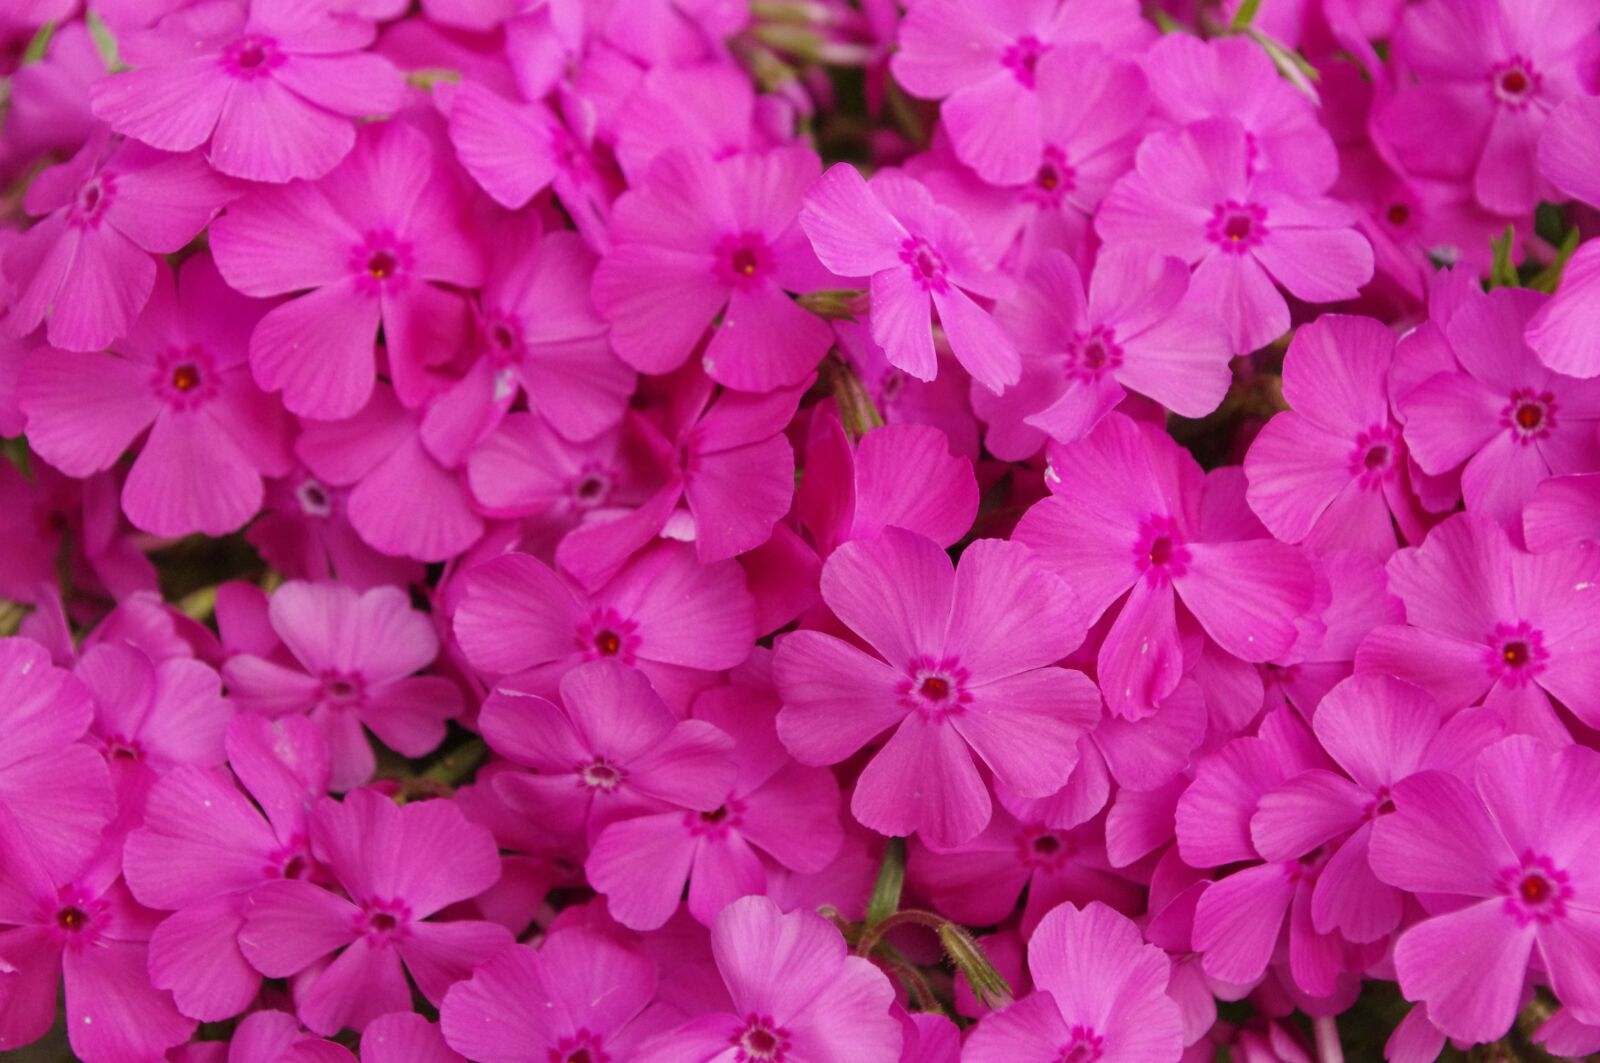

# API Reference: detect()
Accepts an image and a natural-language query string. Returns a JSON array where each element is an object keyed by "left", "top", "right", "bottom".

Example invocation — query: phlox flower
[
  {"left": 1015, "top": 413, "right": 1317, "bottom": 720},
  {"left": 122, "top": 715, "right": 329, "bottom": 1021},
  {"left": 962, "top": 901, "right": 1184, "bottom": 1063},
  {"left": 440, "top": 928, "right": 676, "bottom": 1062},
  {"left": 3, "top": 130, "right": 235, "bottom": 352},
  {"left": 18, "top": 253, "right": 294, "bottom": 537},
  {"left": 801, "top": 164, "right": 1019, "bottom": 392},
  {"left": 1248, "top": 674, "right": 1504, "bottom": 946},
  {"left": 294, "top": 384, "right": 486, "bottom": 563},
  {"left": 890, "top": 0, "right": 1154, "bottom": 185},
  {"left": 1355, "top": 512, "right": 1600, "bottom": 738},
  {"left": 774, "top": 529, "right": 1099, "bottom": 847},
  {"left": 0, "top": 832, "right": 196, "bottom": 1061},
  {"left": 632, "top": 895, "right": 902, "bottom": 1063},
  {"left": 1523, "top": 473, "right": 1600, "bottom": 553},
  {"left": 464, "top": 412, "right": 638, "bottom": 536},
  {"left": 586, "top": 680, "right": 843, "bottom": 930},
  {"left": 983, "top": 247, "right": 1232, "bottom": 458},
  {"left": 239, "top": 788, "right": 512, "bottom": 1035},
  {"left": 1373, "top": 0, "right": 1600, "bottom": 214},
  {"left": 1398, "top": 286, "right": 1600, "bottom": 531},
  {"left": 1096, "top": 116, "right": 1373, "bottom": 354},
  {"left": 222, "top": 581, "right": 462, "bottom": 791},
  {"left": 1526, "top": 95, "right": 1600, "bottom": 377},
  {"left": 1369, "top": 736, "right": 1600, "bottom": 1042},
  {"left": 210, "top": 121, "right": 485, "bottom": 420},
  {"left": 592, "top": 146, "right": 834, "bottom": 393},
  {"left": 0, "top": 638, "right": 115, "bottom": 880},
  {"left": 246, "top": 467, "right": 424, "bottom": 591},
  {"left": 478, "top": 659, "right": 737, "bottom": 843},
  {"left": 1244, "top": 314, "right": 1427, "bottom": 557},
  {"left": 89, "top": 0, "right": 405, "bottom": 183},
  {"left": 452, "top": 541, "right": 756, "bottom": 711}
]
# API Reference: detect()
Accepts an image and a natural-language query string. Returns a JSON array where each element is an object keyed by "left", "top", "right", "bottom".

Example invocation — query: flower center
[
  {"left": 686, "top": 796, "right": 746, "bottom": 838},
  {"left": 222, "top": 35, "right": 284, "bottom": 79},
  {"left": 550, "top": 1031, "right": 608, "bottom": 1063},
  {"left": 1386, "top": 202, "right": 1411, "bottom": 227},
  {"left": 918, "top": 676, "right": 950, "bottom": 701},
  {"left": 319, "top": 672, "right": 364, "bottom": 708},
  {"left": 1496, "top": 852, "right": 1571, "bottom": 925},
  {"left": 152, "top": 347, "right": 219, "bottom": 410},
  {"left": 297, "top": 477, "right": 333, "bottom": 517},
  {"left": 1135, "top": 516, "right": 1191, "bottom": 583},
  {"left": 899, "top": 657, "right": 971, "bottom": 720},
  {"left": 1490, "top": 58, "right": 1539, "bottom": 107},
  {"left": 1502, "top": 389, "right": 1557, "bottom": 442},
  {"left": 1348, "top": 424, "right": 1401, "bottom": 487},
  {"left": 732, "top": 1017, "right": 790, "bottom": 1062},
  {"left": 1002, "top": 35, "right": 1048, "bottom": 88},
  {"left": 899, "top": 237, "right": 949, "bottom": 294},
  {"left": 56, "top": 907, "right": 89, "bottom": 932},
  {"left": 359, "top": 899, "right": 412, "bottom": 943},
  {"left": 1057, "top": 1025, "right": 1105, "bottom": 1063},
  {"left": 351, "top": 232, "right": 413, "bottom": 293},
  {"left": 714, "top": 233, "right": 770, "bottom": 288},
  {"left": 594, "top": 630, "right": 620, "bottom": 656},
  {"left": 1025, "top": 146, "right": 1076, "bottom": 207},
  {"left": 73, "top": 175, "right": 115, "bottom": 226},
  {"left": 580, "top": 759, "right": 623, "bottom": 792},
  {"left": 1483, "top": 622, "right": 1548, "bottom": 686},
  {"left": 171, "top": 363, "right": 201, "bottom": 392},
  {"left": 1206, "top": 200, "right": 1268, "bottom": 254},
  {"left": 368, "top": 250, "right": 399, "bottom": 279},
  {"left": 1068, "top": 325, "right": 1123, "bottom": 381},
  {"left": 579, "top": 611, "right": 639, "bottom": 664}
]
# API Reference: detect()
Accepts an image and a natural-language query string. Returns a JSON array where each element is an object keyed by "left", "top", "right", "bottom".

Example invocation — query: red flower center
[
  {"left": 171, "top": 363, "right": 201, "bottom": 392},
  {"left": 56, "top": 907, "right": 89, "bottom": 932},
  {"left": 594, "top": 630, "right": 621, "bottom": 657}
]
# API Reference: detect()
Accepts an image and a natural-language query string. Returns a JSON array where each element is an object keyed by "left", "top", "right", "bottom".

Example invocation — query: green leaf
[
  {"left": 1527, "top": 227, "right": 1581, "bottom": 294},
  {"left": 865, "top": 837, "right": 905, "bottom": 928},
  {"left": 1489, "top": 225, "right": 1518, "bottom": 289},
  {"left": 1230, "top": 0, "right": 1263, "bottom": 31},
  {"left": 23, "top": 20, "right": 56, "bottom": 64}
]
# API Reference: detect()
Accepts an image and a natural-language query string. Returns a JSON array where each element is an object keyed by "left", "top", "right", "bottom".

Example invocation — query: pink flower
[
  {"left": 89, "top": 0, "right": 406, "bottom": 183},
  {"left": 1244, "top": 314, "right": 1427, "bottom": 557},
  {"left": 1249, "top": 674, "right": 1504, "bottom": 947},
  {"left": 592, "top": 146, "right": 835, "bottom": 393},
  {"left": 360, "top": 1012, "right": 462, "bottom": 1063},
  {"left": 985, "top": 247, "right": 1231, "bottom": 456},
  {"left": 1015, "top": 414, "right": 1317, "bottom": 719},
  {"left": 245, "top": 467, "right": 425, "bottom": 591},
  {"left": 210, "top": 121, "right": 485, "bottom": 420},
  {"left": 586, "top": 679, "right": 843, "bottom": 929},
  {"left": 441, "top": 928, "right": 674, "bottom": 1063},
  {"left": 0, "top": 638, "right": 115, "bottom": 880},
  {"left": 295, "top": 384, "right": 486, "bottom": 563},
  {"left": 800, "top": 164, "right": 1020, "bottom": 392},
  {"left": 122, "top": 715, "right": 329, "bottom": 1021},
  {"left": 774, "top": 529, "right": 1099, "bottom": 847},
  {"left": 0, "top": 837, "right": 196, "bottom": 1060},
  {"left": 479, "top": 659, "right": 736, "bottom": 843},
  {"left": 1355, "top": 512, "right": 1600, "bottom": 738},
  {"left": 452, "top": 542, "right": 756, "bottom": 711},
  {"left": 239, "top": 788, "right": 512, "bottom": 1035},
  {"left": 632, "top": 895, "right": 902, "bottom": 1063},
  {"left": 222, "top": 581, "right": 462, "bottom": 791},
  {"left": 18, "top": 253, "right": 294, "bottom": 537},
  {"left": 1096, "top": 117, "right": 1373, "bottom": 353},
  {"left": 1527, "top": 95, "right": 1600, "bottom": 377},
  {"left": 890, "top": 0, "right": 1154, "bottom": 185},
  {"left": 962, "top": 901, "right": 1184, "bottom": 1063},
  {"left": 3, "top": 130, "right": 235, "bottom": 352},
  {"left": 1399, "top": 287, "right": 1600, "bottom": 532},
  {"left": 1373, "top": 0, "right": 1600, "bottom": 214},
  {"left": 1369, "top": 736, "right": 1600, "bottom": 1041},
  {"left": 1523, "top": 473, "right": 1600, "bottom": 553}
]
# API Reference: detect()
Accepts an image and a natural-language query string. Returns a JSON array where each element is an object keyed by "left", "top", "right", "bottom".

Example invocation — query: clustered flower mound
[{"left": 5, "top": 0, "right": 1600, "bottom": 1060}]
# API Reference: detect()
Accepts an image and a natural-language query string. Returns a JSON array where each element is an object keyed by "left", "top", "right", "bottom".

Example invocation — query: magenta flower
[
  {"left": 1244, "top": 314, "right": 1426, "bottom": 557},
  {"left": 210, "top": 121, "right": 486, "bottom": 420},
  {"left": 1373, "top": 0, "right": 1599, "bottom": 214},
  {"left": 1015, "top": 413, "right": 1317, "bottom": 719},
  {"left": 3, "top": 130, "right": 235, "bottom": 352},
  {"left": 421, "top": 218, "right": 633, "bottom": 466},
  {"left": 0, "top": 838, "right": 196, "bottom": 1060},
  {"left": 774, "top": 529, "right": 1099, "bottom": 847},
  {"left": 592, "top": 146, "right": 836, "bottom": 393},
  {"left": 441, "top": 928, "right": 675, "bottom": 1062},
  {"left": 1399, "top": 287, "right": 1600, "bottom": 531},
  {"left": 890, "top": 0, "right": 1154, "bottom": 185},
  {"left": 239, "top": 788, "right": 512, "bottom": 1035},
  {"left": 1096, "top": 117, "right": 1373, "bottom": 353},
  {"left": 1249, "top": 674, "right": 1504, "bottom": 946},
  {"left": 222, "top": 581, "right": 462, "bottom": 791},
  {"left": 464, "top": 413, "right": 636, "bottom": 528},
  {"left": 452, "top": 543, "right": 756, "bottom": 711},
  {"left": 962, "top": 901, "right": 1184, "bottom": 1063},
  {"left": 586, "top": 680, "right": 843, "bottom": 930},
  {"left": 1527, "top": 95, "right": 1600, "bottom": 377},
  {"left": 294, "top": 384, "right": 486, "bottom": 563},
  {"left": 1369, "top": 736, "right": 1600, "bottom": 1041},
  {"left": 478, "top": 659, "right": 737, "bottom": 843},
  {"left": 18, "top": 253, "right": 294, "bottom": 537},
  {"left": 800, "top": 164, "right": 1019, "bottom": 392},
  {"left": 122, "top": 715, "right": 329, "bottom": 1021},
  {"left": 360, "top": 1012, "right": 462, "bottom": 1063},
  {"left": 1355, "top": 512, "right": 1600, "bottom": 737},
  {"left": 632, "top": 895, "right": 902, "bottom": 1063},
  {"left": 0, "top": 638, "right": 115, "bottom": 880},
  {"left": 90, "top": 0, "right": 406, "bottom": 183},
  {"left": 246, "top": 467, "right": 424, "bottom": 591},
  {"left": 1524, "top": 473, "right": 1600, "bottom": 553},
  {"left": 987, "top": 247, "right": 1231, "bottom": 454}
]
